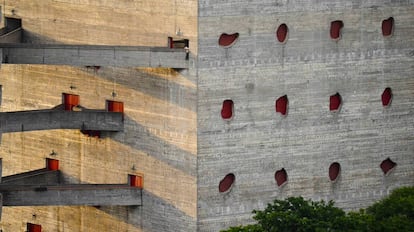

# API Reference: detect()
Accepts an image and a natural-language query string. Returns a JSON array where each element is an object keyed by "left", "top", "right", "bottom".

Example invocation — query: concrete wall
[
  {"left": 197, "top": 1, "right": 414, "bottom": 231},
  {"left": 0, "top": 0, "right": 197, "bottom": 231}
]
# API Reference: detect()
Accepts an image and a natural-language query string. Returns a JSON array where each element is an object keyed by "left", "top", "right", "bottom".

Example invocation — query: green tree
[
  {"left": 221, "top": 186, "right": 414, "bottom": 232},
  {"left": 366, "top": 186, "right": 414, "bottom": 231}
]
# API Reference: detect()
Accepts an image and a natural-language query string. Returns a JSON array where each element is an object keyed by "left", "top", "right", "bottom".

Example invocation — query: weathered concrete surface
[
  {"left": 197, "top": 1, "right": 414, "bottom": 231},
  {"left": 1, "top": 44, "right": 188, "bottom": 68},
  {"left": 0, "top": 0, "right": 197, "bottom": 231},
  {"left": 0, "top": 109, "right": 123, "bottom": 133},
  {"left": 1, "top": 169, "right": 60, "bottom": 185},
  {"left": 0, "top": 184, "right": 142, "bottom": 206}
]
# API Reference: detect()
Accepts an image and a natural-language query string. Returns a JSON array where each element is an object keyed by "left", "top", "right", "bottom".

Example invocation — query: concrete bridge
[
  {"left": 0, "top": 159, "right": 142, "bottom": 220},
  {"left": 0, "top": 17, "right": 189, "bottom": 68},
  {"left": 0, "top": 109, "right": 123, "bottom": 133}
]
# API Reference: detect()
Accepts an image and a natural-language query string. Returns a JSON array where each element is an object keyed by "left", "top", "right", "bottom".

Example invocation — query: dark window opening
[
  {"left": 380, "top": 158, "right": 397, "bottom": 175},
  {"left": 62, "top": 93, "right": 80, "bottom": 111},
  {"left": 330, "top": 92, "right": 342, "bottom": 111},
  {"left": 106, "top": 100, "right": 124, "bottom": 113},
  {"left": 129, "top": 174, "right": 144, "bottom": 188},
  {"left": 46, "top": 158, "right": 59, "bottom": 171},
  {"left": 382, "top": 17, "right": 394, "bottom": 37},
  {"left": 219, "top": 173, "right": 235, "bottom": 193},
  {"left": 276, "top": 95, "right": 288, "bottom": 116},
  {"left": 275, "top": 168, "right": 288, "bottom": 187},
  {"left": 218, "top": 33, "right": 239, "bottom": 48},
  {"left": 4, "top": 17, "right": 22, "bottom": 33},
  {"left": 27, "top": 223, "right": 42, "bottom": 232},
  {"left": 81, "top": 130, "right": 101, "bottom": 138},
  {"left": 168, "top": 37, "right": 189, "bottom": 49},
  {"left": 329, "top": 162, "right": 341, "bottom": 181},
  {"left": 85, "top": 65, "right": 101, "bottom": 71},
  {"left": 381, "top": 87, "right": 392, "bottom": 107},
  {"left": 276, "top": 23, "right": 288, "bottom": 43},
  {"left": 221, "top": 99, "right": 234, "bottom": 120},
  {"left": 330, "top": 20, "right": 344, "bottom": 40}
]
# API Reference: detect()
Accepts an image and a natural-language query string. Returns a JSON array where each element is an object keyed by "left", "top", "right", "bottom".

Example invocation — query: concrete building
[{"left": 0, "top": 0, "right": 413, "bottom": 231}]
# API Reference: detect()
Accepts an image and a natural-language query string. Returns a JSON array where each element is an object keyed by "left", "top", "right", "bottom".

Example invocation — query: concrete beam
[
  {"left": 0, "top": 184, "right": 142, "bottom": 206},
  {"left": 0, "top": 44, "right": 188, "bottom": 68},
  {"left": 1, "top": 169, "right": 60, "bottom": 185},
  {"left": 0, "top": 109, "right": 123, "bottom": 133}
]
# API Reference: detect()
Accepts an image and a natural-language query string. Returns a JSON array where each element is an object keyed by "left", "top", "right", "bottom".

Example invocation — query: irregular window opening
[
  {"left": 221, "top": 99, "right": 234, "bottom": 120},
  {"left": 329, "top": 162, "right": 341, "bottom": 182},
  {"left": 276, "top": 23, "right": 288, "bottom": 43},
  {"left": 219, "top": 173, "right": 235, "bottom": 193},
  {"left": 27, "top": 223, "right": 42, "bottom": 232},
  {"left": 218, "top": 33, "right": 239, "bottom": 48},
  {"left": 275, "top": 168, "right": 288, "bottom": 187},
  {"left": 275, "top": 95, "right": 288, "bottom": 116},
  {"left": 62, "top": 93, "right": 80, "bottom": 111},
  {"left": 382, "top": 17, "right": 394, "bottom": 37},
  {"left": 81, "top": 130, "right": 101, "bottom": 138},
  {"left": 85, "top": 65, "right": 101, "bottom": 71},
  {"left": 129, "top": 174, "right": 144, "bottom": 188},
  {"left": 330, "top": 20, "right": 344, "bottom": 40},
  {"left": 330, "top": 92, "right": 342, "bottom": 111},
  {"left": 168, "top": 36, "right": 189, "bottom": 49},
  {"left": 381, "top": 87, "right": 392, "bottom": 107},
  {"left": 46, "top": 158, "right": 59, "bottom": 171},
  {"left": 380, "top": 158, "right": 397, "bottom": 175}
]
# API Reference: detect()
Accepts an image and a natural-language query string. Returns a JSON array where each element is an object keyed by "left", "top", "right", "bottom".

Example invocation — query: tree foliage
[{"left": 222, "top": 186, "right": 414, "bottom": 232}]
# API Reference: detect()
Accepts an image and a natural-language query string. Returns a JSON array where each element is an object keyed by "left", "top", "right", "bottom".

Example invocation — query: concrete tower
[
  {"left": 0, "top": 0, "right": 413, "bottom": 232},
  {"left": 197, "top": 0, "right": 414, "bottom": 231}
]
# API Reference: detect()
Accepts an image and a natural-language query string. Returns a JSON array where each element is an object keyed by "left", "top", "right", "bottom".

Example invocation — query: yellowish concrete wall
[{"left": 0, "top": 0, "right": 197, "bottom": 231}]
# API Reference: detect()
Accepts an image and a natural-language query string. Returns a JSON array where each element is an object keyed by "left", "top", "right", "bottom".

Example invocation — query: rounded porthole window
[
  {"left": 219, "top": 173, "right": 235, "bottom": 193},
  {"left": 218, "top": 33, "right": 239, "bottom": 48},
  {"left": 329, "top": 162, "right": 341, "bottom": 182},
  {"left": 330, "top": 20, "right": 344, "bottom": 41},
  {"left": 276, "top": 23, "right": 288, "bottom": 43},
  {"left": 221, "top": 99, "right": 234, "bottom": 120},
  {"left": 275, "top": 168, "right": 288, "bottom": 187},
  {"left": 381, "top": 87, "right": 392, "bottom": 107}
]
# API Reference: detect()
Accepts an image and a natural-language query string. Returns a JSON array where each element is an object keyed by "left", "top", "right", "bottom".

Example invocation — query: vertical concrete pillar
[{"left": 0, "top": 158, "right": 2, "bottom": 183}]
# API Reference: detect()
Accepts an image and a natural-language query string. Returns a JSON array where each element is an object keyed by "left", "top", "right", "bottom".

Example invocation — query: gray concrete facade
[{"left": 197, "top": 1, "right": 414, "bottom": 231}]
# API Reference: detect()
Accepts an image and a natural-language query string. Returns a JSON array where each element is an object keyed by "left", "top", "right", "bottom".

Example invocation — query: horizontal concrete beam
[
  {"left": 0, "top": 109, "right": 123, "bottom": 133},
  {"left": 1, "top": 169, "right": 60, "bottom": 185},
  {"left": 0, "top": 184, "right": 141, "bottom": 206},
  {"left": 0, "top": 44, "right": 188, "bottom": 68}
]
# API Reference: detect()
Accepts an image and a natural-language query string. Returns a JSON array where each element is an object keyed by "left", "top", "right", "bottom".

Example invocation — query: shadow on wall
[
  {"left": 56, "top": 173, "right": 196, "bottom": 231},
  {"left": 112, "top": 115, "right": 196, "bottom": 178},
  {"left": 22, "top": 30, "right": 62, "bottom": 44},
  {"left": 98, "top": 190, "right": 196, "bottom": 232},
  {"left": 86, "top": 67, "right": 197, "bottom": 112}
]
